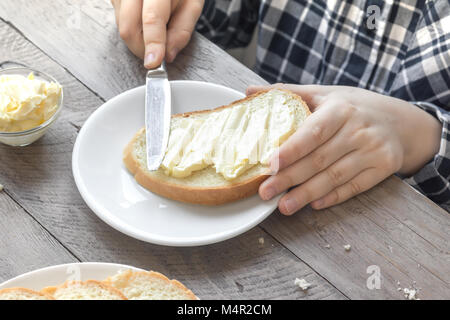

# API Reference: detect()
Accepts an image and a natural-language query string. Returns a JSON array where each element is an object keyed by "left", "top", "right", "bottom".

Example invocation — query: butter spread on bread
[
  {"left": 162, "top": 89, "right": 303, "bottom": 180},
  {"left": 123, "top": 89, "right": 311, "bottom": 205}
]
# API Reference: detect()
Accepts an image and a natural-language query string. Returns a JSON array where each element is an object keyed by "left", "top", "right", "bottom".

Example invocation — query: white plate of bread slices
[
  {"left": 72, "top": 81, "right": 310, "bottom": 246},
  {"left": 0, "top": 262, "right": 197, "bottom": 300}
]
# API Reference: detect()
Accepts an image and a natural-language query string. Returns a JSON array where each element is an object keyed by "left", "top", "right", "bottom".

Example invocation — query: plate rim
[
  {"left": 0, "top": 262, "right": 144, "bottom": 289},
  {"left": 72, "top": 80, "right": 279, "bottom": 247}
]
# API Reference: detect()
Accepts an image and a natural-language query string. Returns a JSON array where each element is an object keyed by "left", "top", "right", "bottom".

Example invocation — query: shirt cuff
[{"left": 404, "top": 102, "right": 450, "bottom": 210}]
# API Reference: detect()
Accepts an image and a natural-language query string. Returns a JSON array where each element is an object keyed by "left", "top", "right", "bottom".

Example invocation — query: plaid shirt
[{"left": 197, "top": 0, "right": 450, "bottom": 211}]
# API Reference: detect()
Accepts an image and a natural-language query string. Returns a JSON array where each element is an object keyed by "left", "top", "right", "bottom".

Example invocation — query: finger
[
  {"left": 119, "top": 0, "right": 145, "bottom": 58},
  {"left": 310, "top": 168, "right": 388, "bottom": 210},
  {"left": 277, "top": 151, "right": 370, "bottom": 215},
  {"left": 270, "top": 101, "right": 351, "bottom": 173},
  {"left": 142, "top": 0, "right": 171, "bottom": 68},
  {"left": 259, "top": 128, "right": 357, "bottom": 200},
  {"left": 166, "top": 0, "right": 204, "bottom": 62},
  {"left": 111, "top": 0, "right": 121, "bottom": 27},
  {"left": 246, "top": 83, "right": 329, "bottom": 109}
]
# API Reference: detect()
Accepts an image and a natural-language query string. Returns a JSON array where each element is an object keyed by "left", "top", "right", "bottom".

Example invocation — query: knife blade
[{"left": 145, "top": 62, "right": 171, "bottom": 171}]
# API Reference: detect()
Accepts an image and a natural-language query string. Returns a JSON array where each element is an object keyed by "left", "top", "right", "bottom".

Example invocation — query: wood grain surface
[
  {"left": 0, "top": 191, "right": 78, "bottom": 282},
  {"left": 0, "top": 0, "right": 448, "bottom": 300}
]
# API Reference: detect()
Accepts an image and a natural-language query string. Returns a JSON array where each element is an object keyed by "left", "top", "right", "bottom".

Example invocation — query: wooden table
[{"left": 0, "top": 0, "right": 448, "bottom": 300}]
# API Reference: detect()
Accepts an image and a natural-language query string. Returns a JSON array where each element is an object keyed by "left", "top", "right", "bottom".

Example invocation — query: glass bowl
[{"left": 0, "top": 67, "right": 63, "bottom": 147}]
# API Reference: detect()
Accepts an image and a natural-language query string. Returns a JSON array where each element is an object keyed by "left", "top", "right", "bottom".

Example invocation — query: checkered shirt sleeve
[
  {"left": 391, "top": 1, "right": 450, "bottom": 210},
  {"left": 197, "top": 0, "right": 259, "bottom": 48}
]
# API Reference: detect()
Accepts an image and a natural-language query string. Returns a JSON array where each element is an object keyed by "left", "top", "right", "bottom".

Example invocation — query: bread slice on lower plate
[
  {"left": 0, "top": 287, "right": 55, "bottom": 300},
  {"left": 41, "top": 280, "right": 127, "bottom": 300},
  {"left": 124, "top": 89, "right": 311, "bottom": 205},
  {"left": 103, "top": 270, "right": 198, "bottom": 300}
]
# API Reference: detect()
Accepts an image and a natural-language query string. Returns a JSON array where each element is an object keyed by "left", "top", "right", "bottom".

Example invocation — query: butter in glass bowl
[{"left": 0, "top": 67, "right": 63, "bottom": 146}]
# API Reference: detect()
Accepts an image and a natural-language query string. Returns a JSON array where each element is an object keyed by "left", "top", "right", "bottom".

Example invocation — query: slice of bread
[
  {"left": 103, "top": 270, "right": 198, "bottom": 300},
  {"left": 41, "top": 280, "right": 127, "bottom": 300},
  {"left": 0, "top": 287, "right": 55, "bottom": 300},
  {"left": 124, "top": 89, "right": 311, "bottom": 205}
]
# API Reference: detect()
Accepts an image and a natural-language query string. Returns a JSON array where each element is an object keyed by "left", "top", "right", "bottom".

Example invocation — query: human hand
[
  {"left": 111, "top": 0, "right": 204, "bottom": 68},
  {"left": 248, "top": 84, "right": 442, "bottom": 215}
]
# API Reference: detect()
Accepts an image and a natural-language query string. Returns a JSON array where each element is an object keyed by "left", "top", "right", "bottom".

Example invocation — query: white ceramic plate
[
  {"left": 0, "top": 263, "right": 143, "bottom": 291},
  {"left": 72, "top": 81, "right": 281, "bottom": 246}
]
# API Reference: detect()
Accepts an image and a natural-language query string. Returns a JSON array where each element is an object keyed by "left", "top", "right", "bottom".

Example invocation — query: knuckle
[
  {"left": 349, "top": 180, "right": 361, "bottom": 195},
  {"left": 368, "top": 135, "right": 384, "bottom": 150},
  {"left": 328, "top": 189, "right": 340, "bottom": 206},
  {"left": 311, "top": 125, "right": 325, "bottom": 143},
  {"left": 325, "top": 91, "right": 340, "bottom": 101},
  {"left": 352, "top": 128, "right": 368, "bottom": 144},
  {"left": 359, "top": 119, "right": 371, "bottom": 130},
  {"left": 119, "top": 25, "right": 134, "bottom": 41},
  {"left": 300, "top": 186, "right": 313, "bottom": 203},
  {"left": 357, "top": 130, "right": 382, "bottom": 150},
  {"left": 343, "top": 104, "right": 357, "bottom": 117},
  {"left": 279, "top": 172, "right": 295, "bottom": 188},
  {"left": 326, "top": 166, "right": 343, "bottom": 187},
  {"left": 273, "top": 83, "right": 286, "bottom": 89},
  {"left": 312, "top": 152, "right": 326, "bottom": 171},
  {"left": 142, "top": 11, "right": 163, "bottom": 26},
  {"left": 190, "top": 0, "right": 204, "bottom": 15},
  {"left": 172, "top": 29, "right": 192, "bottom": 43},
  {"left": 354, "top": 118, "right": 371, "bottom": 131}
]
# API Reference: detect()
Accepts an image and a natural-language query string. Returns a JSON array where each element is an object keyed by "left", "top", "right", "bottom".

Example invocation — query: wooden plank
[
  {"left": 261, "top": 178, "right": 450, "bottom": 299},
  {"left": 0, "top": 18, "right": 345, "bottom": 299},
  {"left": 0, "top": 190, "right": 78, "bottom": 282},
  {"left": 0, "top": 0, "right": 265, "bottom": 99}
]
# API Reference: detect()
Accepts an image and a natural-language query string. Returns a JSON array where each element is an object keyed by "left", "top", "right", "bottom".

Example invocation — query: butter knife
[{"left": 145, "top": 61, "right": 171, "bottom": 171}]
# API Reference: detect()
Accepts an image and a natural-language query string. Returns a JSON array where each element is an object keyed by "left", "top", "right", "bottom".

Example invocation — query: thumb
[
  {"left": 247, "top": 83, "right": 330, "bottom": 110},
  {"left": 142, "top": 0, "right": 171, "bottom": 68}
]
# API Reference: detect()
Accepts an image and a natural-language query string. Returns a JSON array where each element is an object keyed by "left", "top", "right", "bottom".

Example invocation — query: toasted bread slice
[
  {"left": 103, "top": 270, "right": 198, "bottom": 300},
  {"left": 41, "top": 280, "right": 127, "bottom": 300},
  {"left": 124, "top": 89, "right": 310, "bottom": 205},
  {"left": 0, "top": 287, "right": 55, "bottom": 300}
]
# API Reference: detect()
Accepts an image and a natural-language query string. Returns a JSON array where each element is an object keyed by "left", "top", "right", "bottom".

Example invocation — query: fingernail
[
  {"left": 262, "top": 186, "right": 277, "bottom": 200},
  {"left": 144, "top": 52, "right": 156, "bottom": 67},
  {"left": 283, "top": 198, "right": 298, "bottom": 215},
  {"left": 246, "top": 86, "right": 256, "bottom": 95}
]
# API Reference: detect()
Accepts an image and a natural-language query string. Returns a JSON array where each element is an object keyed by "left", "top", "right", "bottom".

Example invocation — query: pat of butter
[
  {"left": 0, "top": 73, "right": 62, "bottom": 132},
  {"left": 161, "top": 89, "right": 300, "bottom": 180}
]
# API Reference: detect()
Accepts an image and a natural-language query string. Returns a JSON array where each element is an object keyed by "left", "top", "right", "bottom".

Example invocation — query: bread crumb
[
  {"left": 294, "top": 278, "right": 311, "bottom": 291},
  {"left": 258, "top": 237, "right": 264, "bottom": 245},
  {"left": 324, "top": 244, "right": 331, "bottom": 249},
  {"left": 403, "top": 288, "right": 419, "bottom": 300},
  {"left": 397, "top": 281, "right": 419, "bottom": 300},
  {"left": 343, "top": 244, "right": 351, "bottom": 251}
]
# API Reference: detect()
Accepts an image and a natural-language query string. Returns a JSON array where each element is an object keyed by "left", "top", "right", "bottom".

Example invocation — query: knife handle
[{"left": 146, "top": 61, "right": 167, "bottom": 79}]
